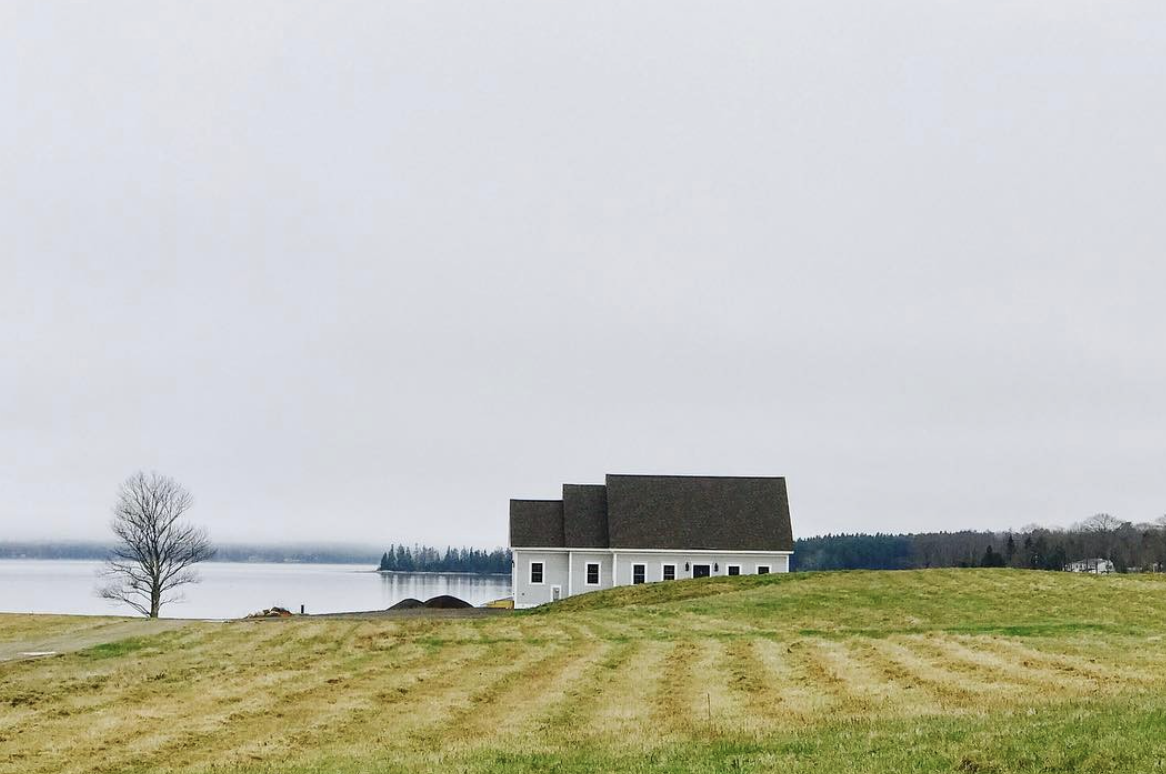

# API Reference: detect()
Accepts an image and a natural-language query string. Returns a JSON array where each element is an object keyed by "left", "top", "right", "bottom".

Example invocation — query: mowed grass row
[{"left": 4, "top": 569, "right": 1166, "bottom": 773}]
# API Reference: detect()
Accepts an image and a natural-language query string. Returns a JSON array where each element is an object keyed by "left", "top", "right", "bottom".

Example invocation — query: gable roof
[
  {"left": 605, "top": 475, "right": 792, "bottom": 551},
  {"left": 562, "top": 484, "right": 608, "bottom": 548},
  {"left": 509, "top": 475, "right": 793, "bottom": 552},
  {"left": 509, "top": 500, "right": 565, "bottom": 548}
]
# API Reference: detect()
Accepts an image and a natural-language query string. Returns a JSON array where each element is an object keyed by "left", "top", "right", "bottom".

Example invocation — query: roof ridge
[{"left": 605, "top": 473, "right": 786, "bottom": 481}]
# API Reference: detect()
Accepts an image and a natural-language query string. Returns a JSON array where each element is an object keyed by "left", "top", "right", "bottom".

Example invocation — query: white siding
[
  {"left": 610, "top": 551, "right": 790, "bottom": 586},
  {"left": 512, "top": 548, "right": 791, "bottom": 607},
  {"left": 568, "top": 552, "right": 613, "bottom": 596},
  {"left": 513, "top": 550, "right": 569, "bottom": 609}
]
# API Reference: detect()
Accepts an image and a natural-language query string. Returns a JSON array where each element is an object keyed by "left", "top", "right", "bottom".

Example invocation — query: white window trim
[
  {"left": 530, "top": 561, "right": 545, "bottom": 585},
  {"left": 691, "top": 563, "right": 712, "bottom": 577},
  {"left": 661, "top": 563, "right": 676, "bottom": 581},
  {"left": 726, "top": 564, "right": 742, "bottom": 576},
  {"left": 585, "top": 562, "right": 601, "bottom": 586},
  {"left": 755, "top": 564, "right": 771, "bottom": 575},
  {"left": 632, "top": 563, "right": 646, "bottom": 584}
]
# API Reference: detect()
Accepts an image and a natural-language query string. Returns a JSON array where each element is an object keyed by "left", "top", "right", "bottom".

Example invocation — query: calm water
[{"left": 0, "top": 559, "right": 511, "bottom": 619}]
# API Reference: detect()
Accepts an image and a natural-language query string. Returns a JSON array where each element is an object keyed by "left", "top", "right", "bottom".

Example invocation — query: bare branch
[
  {"left": 96, "top": 471, "right": 215, "bottom": 618},
  {"left": 1079, "top": 513, "right": 1126, "bottom": 533}
]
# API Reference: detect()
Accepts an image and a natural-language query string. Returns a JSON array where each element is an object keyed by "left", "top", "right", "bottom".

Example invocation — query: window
[
  {"left": 727, "top": 565, "right": 741, "bottom": 576},
  {"left": 756, "top": 565, "right": 770, "bottom": 575},
  {"left": 662, "top": 564, "right": 676, "bottom": 581},
  {"left": 530, "top": 562, "right": 544, "bottom": 584},
  {"left": 633, "top": 564, "right": 646, "bottom": 584},
  {"left": 586, "top": 562, "right": 600, "bottom": 585}
]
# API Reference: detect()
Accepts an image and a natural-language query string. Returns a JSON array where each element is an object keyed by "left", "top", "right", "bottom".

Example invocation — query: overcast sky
[{"left": 2, "top": 1, "right": 1164, "bottom": 547}]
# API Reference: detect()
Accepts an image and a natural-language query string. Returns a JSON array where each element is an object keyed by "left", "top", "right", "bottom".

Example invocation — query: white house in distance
[
  {"left": 509, "top": 474, "right": 794, "bottom": 609},
  {"left": 1065, "top": 558, "right": 1115, "bottom": 574}
]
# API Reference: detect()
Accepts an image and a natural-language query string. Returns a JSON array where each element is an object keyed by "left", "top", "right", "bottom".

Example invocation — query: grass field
[{"left": 4, "top": 568, "right": 1166, "bottom": 773}]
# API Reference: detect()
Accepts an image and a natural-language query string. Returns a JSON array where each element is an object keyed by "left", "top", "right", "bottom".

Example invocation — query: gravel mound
[
  {"left": 423, "top": 595, "right": 473, "bottom": 609},
  {"left": 387, "top": 598, "right": 425, "bottom": 610}
]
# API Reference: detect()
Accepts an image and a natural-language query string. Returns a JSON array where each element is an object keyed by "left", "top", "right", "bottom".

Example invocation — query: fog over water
[
  {"left": 0, "top": 560, "right": 511, "bottom": 619},
  {"left": 2, "top": 1, "right": 1165, "bottom": 546}
]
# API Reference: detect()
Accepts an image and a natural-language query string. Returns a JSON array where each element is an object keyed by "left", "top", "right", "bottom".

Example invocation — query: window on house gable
[
  {"left": 632, "top": 564, "right": 646, "bottom": 584},
  {"left": 530, "top": 562, "right": 544, "bottom": 584},
  {"left": 586, "top": 562, "right": 600, "bottom": 585},
  {"left": 662, "top": 564, "right": 676, "bottom": 581}
]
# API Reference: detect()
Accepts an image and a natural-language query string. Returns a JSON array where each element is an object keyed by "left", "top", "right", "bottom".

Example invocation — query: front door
[{"left": 692, "top": 564, "right": 711, "bottom": 578}]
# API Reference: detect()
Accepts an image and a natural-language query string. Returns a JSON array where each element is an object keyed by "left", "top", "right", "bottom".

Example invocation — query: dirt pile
[
  {"left": 422, "top": 595, "right": 473, "bottom": 609},
  {"left": 387, "top": 598, "right": 425, "bottom": 610},
  {"left": 245, "top": 606, "right": 294, "bottom": 619},
  {"left": 387, "top": 595, "right": 473, "bottom": 610}
]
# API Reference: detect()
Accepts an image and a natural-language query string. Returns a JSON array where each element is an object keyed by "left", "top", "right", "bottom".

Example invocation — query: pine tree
[
  {"left": 373, "top": 544, "right": 513, "bottom": 574},
  {"left": 981, "top": 545, "right": 1005, "bottom": 567}
]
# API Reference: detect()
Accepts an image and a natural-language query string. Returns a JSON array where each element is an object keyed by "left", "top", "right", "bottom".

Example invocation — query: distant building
[
  {"left": 1065, "top": 557, "right": 1115, "bottom": 574},
  {"left": 509, "top": 474, "right": 794, "bottom": 609}
]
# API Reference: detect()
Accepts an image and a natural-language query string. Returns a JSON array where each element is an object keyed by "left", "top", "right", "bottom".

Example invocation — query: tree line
[
  {"left": 794, "top": 514, "right": 1166, "bottom": 573},
  {"left": 377, "top": 544, "right": 511, "bottom": 574},
  {"left": 0, "top": 540, "right": 382, "bottom": 565}
]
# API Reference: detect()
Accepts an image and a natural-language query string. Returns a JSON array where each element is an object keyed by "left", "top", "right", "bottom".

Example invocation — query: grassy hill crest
[{"left": 6, "top": 568, "right": 1166, "bottom": 773}]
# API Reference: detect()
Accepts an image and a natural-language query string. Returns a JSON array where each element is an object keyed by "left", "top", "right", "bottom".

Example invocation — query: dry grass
[{"left": 4, "top": 569, "right": 1166, "bottom": 773}]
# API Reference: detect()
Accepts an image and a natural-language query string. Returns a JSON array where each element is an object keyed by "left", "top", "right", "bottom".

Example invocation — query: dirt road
[{"left": 0, "top": 618, "right": 192, "bottom": 663}]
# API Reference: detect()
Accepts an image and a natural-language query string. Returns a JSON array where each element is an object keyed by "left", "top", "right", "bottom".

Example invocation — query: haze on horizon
[{"left": 2, "top": 1, "right": 1164, "bottom": 548}]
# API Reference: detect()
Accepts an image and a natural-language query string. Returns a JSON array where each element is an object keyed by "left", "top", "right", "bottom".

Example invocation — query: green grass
[
  {"left": 78, "top": 636, "right": 156, "bottom": 660},
  {"left": 5, "top": 569, "right": 1166, "bottom": 773},
  {"left": 251, "top": 700, "right": 1166, "bottom": 774}
]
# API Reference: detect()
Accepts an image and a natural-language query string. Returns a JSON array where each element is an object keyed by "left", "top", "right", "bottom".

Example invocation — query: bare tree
[
  {"left": 1081, "top": 513, "right": 1124, "bottom": 532},
  {"left": 98, "top": 471, "right": 214, "bottom": 618},
  {"left": 1078, "top": 512, "right": 1126, "bottom": 560}
]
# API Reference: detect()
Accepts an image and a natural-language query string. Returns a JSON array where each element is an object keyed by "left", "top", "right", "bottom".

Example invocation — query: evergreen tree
[
  {"left": 981, "top": 545, "right": 1006, "bottom": 567},
  {"left": 375, "top": 543, "right": 511, "bottom": 574},
  {"left": 1048, "top": 544, "right": 1068, "bottom": 571}
]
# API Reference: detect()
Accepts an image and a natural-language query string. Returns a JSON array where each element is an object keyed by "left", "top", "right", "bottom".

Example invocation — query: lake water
[{"left": 0, "top": 559, "right": 512, "bottom": 619}]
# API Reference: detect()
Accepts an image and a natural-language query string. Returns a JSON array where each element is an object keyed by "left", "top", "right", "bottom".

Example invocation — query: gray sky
[{"left": 2, "top": 1, "right": 1165, "bottom": 547}]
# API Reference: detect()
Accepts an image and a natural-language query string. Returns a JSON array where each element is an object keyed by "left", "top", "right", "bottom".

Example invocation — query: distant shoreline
[
  {"left": 0, "top": 541, "right": 507, "bottom": 567},
  {"left": 0, "top": 556, "right": 375, "bottom": 565},
  {"left": 376, "top": 569, "right": 509, "bottom": 577},
  {"left": 0, "top": 557, "right": 508, "bottom": 575}
]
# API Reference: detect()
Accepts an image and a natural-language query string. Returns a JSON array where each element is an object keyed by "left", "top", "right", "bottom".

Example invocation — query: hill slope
[
  {"left": 544, "top": 567, "right": 1166, "bottom": 635},
  {"left": 4, "top": 569, "right": 1166, "bottom": 773}
]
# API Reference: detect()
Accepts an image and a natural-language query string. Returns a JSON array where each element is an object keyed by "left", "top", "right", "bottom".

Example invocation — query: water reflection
[
  {"left": 377, "top": 571, "right": 510, "bottom": 607},
  {"left": 0, "top": 560, "right": 512, "bottom": 619}
]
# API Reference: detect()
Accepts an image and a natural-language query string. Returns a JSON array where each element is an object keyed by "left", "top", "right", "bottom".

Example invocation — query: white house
[
  {"left": 1065, "top": 557, "right": 1115, "bottom": 574},
  {"left": 509, "top": 474, "right": 794, "bottom": 609}
]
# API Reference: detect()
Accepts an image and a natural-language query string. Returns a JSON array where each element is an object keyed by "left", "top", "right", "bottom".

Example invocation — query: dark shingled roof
[
  {"left": 562, "top": 484, "right": 609, "bottom": 548},
  {"left": 509, "top": 475, "right": 793, "bottom": 551},
  {"left": 604, "top": 475, "right": 793, "bottom": 551},
  {"left": 509, "top": 499, "right": 565, "bottom": 547}
]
